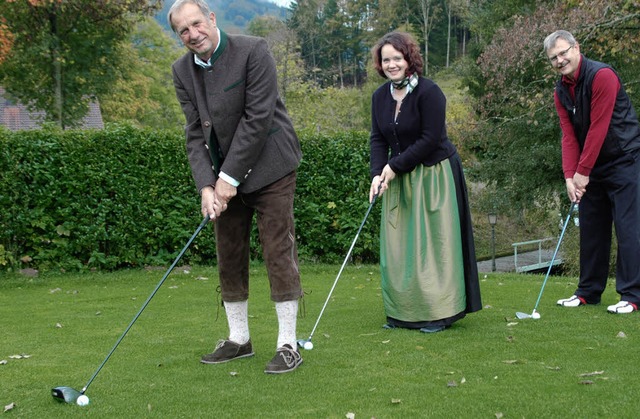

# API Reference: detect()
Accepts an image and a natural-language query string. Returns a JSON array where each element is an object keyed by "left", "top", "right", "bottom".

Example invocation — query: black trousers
[{"left": 576, "top": 152, "right": 640, "bottom": 305}]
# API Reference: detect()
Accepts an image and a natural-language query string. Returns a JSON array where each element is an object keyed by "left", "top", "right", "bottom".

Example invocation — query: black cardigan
[{"left": 370, "top": 77, "right": 456, "bottom": 178}]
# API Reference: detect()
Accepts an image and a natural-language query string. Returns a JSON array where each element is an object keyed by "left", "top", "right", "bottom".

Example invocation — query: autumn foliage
[{"left": 0, "top": 19, "right": 13, "bottom": 65}]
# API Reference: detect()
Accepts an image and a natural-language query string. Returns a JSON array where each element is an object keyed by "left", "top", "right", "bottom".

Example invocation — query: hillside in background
[{"left": 157, "top": 0, "right": 288, "bottom": 34}]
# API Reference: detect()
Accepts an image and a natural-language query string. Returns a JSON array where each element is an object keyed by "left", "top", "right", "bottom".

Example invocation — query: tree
[
  {"left": 443, "top": 0, "right": 468, "bottom": 66},
  {"left": 98, "top": 17, "right": 185, "bottom": 129},
  {"left": 323, "top": 0, "right": 348, "bottom": 87},
  {"left": 462, "top": 0, "right": 540, "bottom": 50},
  {"left": 321, "top": 0, "right": 372, "bottom": 87},
  {"left": 445, "top": 0, "right": 451, "bottom": 67},
  {"left": 289, "top": 0, "right": 378, "bottom": 87},
  {"left": 371, "top": 0, "right": 403, "bottom": 40},
  {"left": 0, "top": 0, "right": 161, "bottom": 128},
  {"left": 449, "top": 0, "right": 471, "bottom": 57},
  {"left": 247, "top": 15, "right": 307, "bottom": 101},
  {"left": 287, "top": 0, "right": 472, "bottom": 84},
  {"left": 415, "top": 0, "right": 441, "bottom": 75},
  {"left": 288, "top": 0, "right": 326, "bottom": 85}
]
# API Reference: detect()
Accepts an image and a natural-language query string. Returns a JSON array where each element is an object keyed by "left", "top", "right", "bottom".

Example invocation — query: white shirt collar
[{"left": 194, "top": 28, "right": 221, "bottom": 69}]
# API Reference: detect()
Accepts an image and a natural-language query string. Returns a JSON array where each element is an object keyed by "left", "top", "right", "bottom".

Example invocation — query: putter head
[
  {"left": 52, "top": 386, "right": 82, "bottom": 404},
  {"left": 515, "top": 311, "right": 531, "bottom": 319}
]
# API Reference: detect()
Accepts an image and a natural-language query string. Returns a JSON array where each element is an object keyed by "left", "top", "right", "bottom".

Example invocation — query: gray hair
[
  {"left": 543, "top": 30, "right": 577, "bottom": 53},
  {"left": 168, "top": 0, "right": 211, "bottom": 33}
]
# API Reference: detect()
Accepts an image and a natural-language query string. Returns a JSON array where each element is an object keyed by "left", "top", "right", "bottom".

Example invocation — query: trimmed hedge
[
  {"left": 296, "top": 130, "right": 379, "bottom": 263},
  {"left": 0, "top": 124, "right": 379, "bottom": 272}
]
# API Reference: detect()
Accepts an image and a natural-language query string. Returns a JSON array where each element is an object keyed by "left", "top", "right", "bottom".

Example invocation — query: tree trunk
[
  {"left": 446, "top": 2, "right": 451, "bottom": 67},
  {"left": 462, "top": 29, "right": 466, "bottom": 56},
  {"left": 420, "top": 0, "right": 431, "bottom": 75},
  {"left": 48, "top": 5, "right": 63, "bottom": 128},
  {"left": 338, "top": 52, "right": 344, "bottom": 88}
]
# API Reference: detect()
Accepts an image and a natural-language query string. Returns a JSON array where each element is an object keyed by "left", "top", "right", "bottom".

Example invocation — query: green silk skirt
[{"left": 380, "top": 157, "right": 473, "bottom": 327}]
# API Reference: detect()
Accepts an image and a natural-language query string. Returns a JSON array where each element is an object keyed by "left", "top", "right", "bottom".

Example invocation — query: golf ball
[
  {"left": 76, "top": 395, "right": 90, "bottom": 406},
  {"left": 532, "top": 312, "right": 541, "bottom": 319},
  {"left": 303, "top": 341, "right": 314, "bottom": 350}
]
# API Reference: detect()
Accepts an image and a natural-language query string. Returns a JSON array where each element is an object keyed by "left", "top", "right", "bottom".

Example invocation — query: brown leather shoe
[
  {"left": 201, "top": 339, "right": 254, "bottom": 364},
  {"left": 264, "top": 344, "right": 302, "bottom": 374}
]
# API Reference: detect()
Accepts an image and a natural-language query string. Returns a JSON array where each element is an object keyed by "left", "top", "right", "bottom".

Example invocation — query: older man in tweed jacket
[{"left": 169, "top": 0, "right": 303, "bottom": 374}]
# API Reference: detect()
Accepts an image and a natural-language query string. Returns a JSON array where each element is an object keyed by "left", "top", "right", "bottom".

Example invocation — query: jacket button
[{"left": 204, "top": 121, "right": 211, "bottom": 127}]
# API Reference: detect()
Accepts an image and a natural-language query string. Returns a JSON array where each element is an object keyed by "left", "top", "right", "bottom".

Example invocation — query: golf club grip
[
  {"left": 81, "top": 215, "right": 210, "bottom": 392},
  {"left": 372, "top": 182, "right": 382, "bottom": 204}
]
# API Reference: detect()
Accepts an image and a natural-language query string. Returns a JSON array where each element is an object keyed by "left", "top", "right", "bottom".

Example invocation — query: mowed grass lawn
[{"left": 1, "top": 264, "right": 638, "bottom": 418}]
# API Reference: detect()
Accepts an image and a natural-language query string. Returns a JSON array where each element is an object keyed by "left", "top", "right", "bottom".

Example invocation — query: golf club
[
  {"left": 52, "top": 215, "right": 210, "bottom": 404},
  {"left": 298, "top": 185, "right": 382, "bottom": 350},
  {"left": 516, "top": 202, "right": 576, "bottom": 320}
]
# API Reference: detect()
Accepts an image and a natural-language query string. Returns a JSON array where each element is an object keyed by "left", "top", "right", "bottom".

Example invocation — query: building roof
[{"left": 0, "top": 86, "right": 104, "bottom": 130}]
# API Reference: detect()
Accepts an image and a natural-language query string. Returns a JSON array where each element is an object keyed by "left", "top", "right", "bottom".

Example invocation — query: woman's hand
[{"left": 370, "top": 165, "right": 396, "bottom": 203}]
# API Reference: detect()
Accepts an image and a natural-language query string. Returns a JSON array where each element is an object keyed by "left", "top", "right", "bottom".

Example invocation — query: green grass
[{"left": 1, "top": 265, "right": 638, "bottom": 418}]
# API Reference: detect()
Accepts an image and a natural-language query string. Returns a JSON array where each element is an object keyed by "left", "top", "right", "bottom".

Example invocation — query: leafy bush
[
  {"left": 0, "top": 124, "right": 378, "bottom": 272},
  {"left": 295, "top": 130, "right": 379, "bottom": 264}
]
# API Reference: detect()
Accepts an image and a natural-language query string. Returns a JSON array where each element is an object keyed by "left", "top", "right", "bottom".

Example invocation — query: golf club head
[
  {"left": 515, "top": 311, "right": 531, "bottom": 319},
  {"left": 296, "top": 339, "right": 308, "bottom": 349},
  {"left": 52, "top": 386, "right": 82, "bottom": 404}
]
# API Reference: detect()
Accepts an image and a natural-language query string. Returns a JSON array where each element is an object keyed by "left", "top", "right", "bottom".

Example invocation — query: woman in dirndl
[{"left": 369, "top": 31, "right": 482, "bottom": 333}]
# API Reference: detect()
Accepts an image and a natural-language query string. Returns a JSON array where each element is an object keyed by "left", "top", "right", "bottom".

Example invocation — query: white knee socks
[
  {"left": 223, "top": 299, "right": 298, "bottom": 350},
  {"left": 276, "top": 300, "right": 298, "bottom": 349},
  {"left": 224, "top": 300, "right": 250, "bottom": 345}
]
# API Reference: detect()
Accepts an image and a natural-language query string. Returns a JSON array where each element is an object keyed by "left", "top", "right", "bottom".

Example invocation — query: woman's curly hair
[{"left": 371, "top": 32, "right": 423, "bottom": 79}]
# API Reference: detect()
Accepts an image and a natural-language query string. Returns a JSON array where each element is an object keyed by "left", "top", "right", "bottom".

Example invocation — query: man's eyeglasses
[{"left": 548, "top": 45, "right": 574, "bottom": 63}]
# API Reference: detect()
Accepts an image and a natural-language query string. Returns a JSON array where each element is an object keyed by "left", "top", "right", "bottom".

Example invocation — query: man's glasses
[{"left": 548, "top": 45, "right": 574, "bottom": 63}]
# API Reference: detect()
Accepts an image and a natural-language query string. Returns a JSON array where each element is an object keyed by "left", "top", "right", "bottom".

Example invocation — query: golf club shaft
[
  {"left": 532, "top": 202, "right": 576, "bottom": 311},
  {"left": 306, "top": 188, "right": 381, "bottom": 342},
  {"left": 81, "top": 215, "right": 210, "bottom": 393}
]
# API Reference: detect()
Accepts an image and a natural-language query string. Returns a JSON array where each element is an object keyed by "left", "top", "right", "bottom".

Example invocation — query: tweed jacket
[{"left": 172, "top": 31, "right": 302, "bottom": 194}]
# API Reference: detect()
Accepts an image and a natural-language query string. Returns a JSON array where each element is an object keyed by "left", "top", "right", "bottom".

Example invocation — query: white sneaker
[
  {"left": 607, "top": 301, "right": 637, "bottom": 314},
  {"left": 556, "top": 295, "right": 585, "bottom": 307}
]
